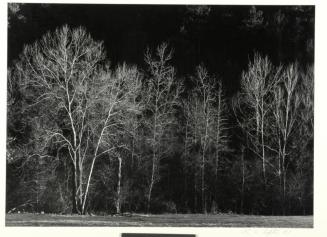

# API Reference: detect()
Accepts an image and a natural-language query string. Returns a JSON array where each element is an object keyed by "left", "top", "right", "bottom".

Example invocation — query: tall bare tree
[
  {"left": 211, "top": 81, "right": 229, "bottom": 208},
  {"left": 239, "top": 54, "right": 280, "bottom": 185},
  {"left": 14, "top": 25, "right": 141, "bottom": 214},
  {"left": 102, "top": 64, "right": 143, "bottom": 214},
  {"left": 186, "top": 65, "right": 215, "bottom": 213},
  {"left": 294, "top": 65, "right": 313, "bottom": 214},
  {"left": 143, "top": 43, "right": 182, "bottom": 213},
  {"left": 272, "top": 63, "right": 301, "bottom": 214},
  {"left": 180, "top": 95, "right": 197, "bottom": 210}
]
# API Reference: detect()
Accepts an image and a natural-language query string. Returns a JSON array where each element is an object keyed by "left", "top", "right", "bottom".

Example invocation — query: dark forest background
[{"left": 7, "top": 4, "right": 314, "bottom": 215}]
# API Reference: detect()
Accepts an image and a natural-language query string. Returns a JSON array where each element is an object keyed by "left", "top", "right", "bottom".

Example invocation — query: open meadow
[{"left": 5, "top": 213, "right": 313, "bottom": 227}]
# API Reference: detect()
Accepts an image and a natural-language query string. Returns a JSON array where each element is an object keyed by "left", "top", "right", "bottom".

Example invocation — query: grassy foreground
[{"left": 5, "top": 213, "right": 313, "bottom": 227}]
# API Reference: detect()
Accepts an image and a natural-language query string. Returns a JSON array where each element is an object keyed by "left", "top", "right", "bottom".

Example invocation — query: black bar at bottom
[{"left": 122, "top": 234, "right": 195, "bottom": 237}]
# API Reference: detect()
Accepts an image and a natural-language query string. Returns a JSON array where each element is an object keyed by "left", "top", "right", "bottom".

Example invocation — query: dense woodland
[{"left": 7, "top": 4, "right": 314, "bottom": 215}]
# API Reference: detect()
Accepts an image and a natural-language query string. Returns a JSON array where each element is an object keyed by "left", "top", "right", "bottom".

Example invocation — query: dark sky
[{"left": 8, "top": 4, "right": 314, "bottom": 95}]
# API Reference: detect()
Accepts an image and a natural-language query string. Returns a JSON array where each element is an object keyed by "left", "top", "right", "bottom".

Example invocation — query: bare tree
[
  {"left": 211, "top": 81, "right": 229, "bottom": 209},
  {"left": 298, "top": 65, "right": 314, "bottom": 147},
  {"left": 239, "top": 54, "right": 280, "bottom": 185},
  {"left": 234, "top": 57, "right": 312, "bottom": 214},
  {"left": 80, "top": 63, "right": 143, "bottom": 214},
  {"left": 15, "top": 25, "right": 140, "bottom": 214},
  {"left": 100, "top": 64, "right": 143, "bottom": 214},
  {"left": 272, "top": 63, "right": 301, "bottom": 214},
  {"left": 182, "top": 95, "right": 201, "bottom": 211},
  {"left": 180, "top": 95, "right": 197, "bottom": 210},
  {"left": 143, "top": 43, "right": 182, "bottom": 213},
  {"left": 186, "top": 65, "right": 215, "bottom": 213},
  {"left": 121, "top": 64, "right": 144, "bottom": 170},
  {"left": 232, "top": 94, "right": 255, "bottom": 214},
  {"left": 185, "top": 77, "right": 229, "bottom": 213}
]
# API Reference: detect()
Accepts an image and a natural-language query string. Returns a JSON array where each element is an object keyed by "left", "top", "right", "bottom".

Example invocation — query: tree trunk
[
  {"left": 201, "top": 147, "right": 206, "bottom": 214},
  {"left": 147, "top": 151, "right": 156, "bottom": 213},
  {"left": 201, "top": 112, "right": 209, "bottom": 214},
  {"left": 183, "top": 120, "right": 189, "bottom": 204},
  {"left": 71, "top": 163, "right": 78, "bottom": 214},
  {"left": 147, "top": 179, "right": 154, "bottom": 213},
  {"left": 194, "top": 172, "right": 197, "bottom": 212},
  {"left": 131, "top": 137, "right": 135, "bottom": 168},
  {"left": 75, "top": 153, "right": 83, "bottom": 213},
  {"left": 215, "top": 95, "right": 220, "bottom": 205},
  {"left": 241, "top": 146, "right": 245, "bottom": 214},
  {"left": 79, "top": 162, "right": 83, "bottom": 211},
  {"left": 261, "top": 98, "right": 266, "bottom": 186},
  {"left": 282, "top": 152, "right": 286, "bottom": 215},
  {"left": 116, "top": 156, "right": 122, "bottom": 214}
]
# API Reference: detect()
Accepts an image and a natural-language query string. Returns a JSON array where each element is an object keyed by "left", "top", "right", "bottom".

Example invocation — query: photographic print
[{"left": 6, "top": 2, "right": 314, "bottom": 228}]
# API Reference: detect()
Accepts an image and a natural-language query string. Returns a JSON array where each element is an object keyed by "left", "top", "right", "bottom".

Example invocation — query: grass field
[{"left": 5, "top": 213, "right": 313, "bottom": 227}]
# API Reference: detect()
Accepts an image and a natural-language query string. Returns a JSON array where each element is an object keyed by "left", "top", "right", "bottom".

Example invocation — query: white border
[{"left": 1, "top": 1, "right": 326, "bottom": 237}]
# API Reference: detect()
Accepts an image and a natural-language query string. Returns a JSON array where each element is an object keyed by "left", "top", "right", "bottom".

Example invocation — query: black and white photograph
[{"left": 4, "top": 0, "right": 320, "bottom": 231}]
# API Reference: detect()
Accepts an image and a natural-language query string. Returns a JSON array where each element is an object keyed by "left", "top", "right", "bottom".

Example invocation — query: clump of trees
[{"left": 7, "top": 25, "right": 313, "bottom": 215}]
